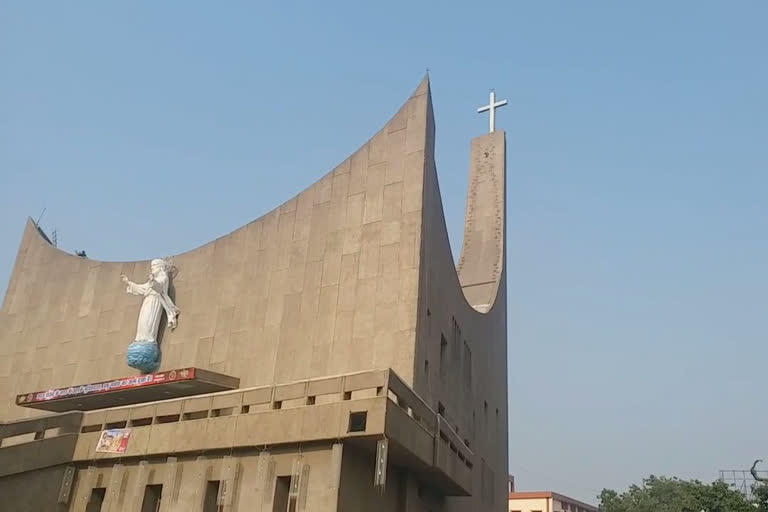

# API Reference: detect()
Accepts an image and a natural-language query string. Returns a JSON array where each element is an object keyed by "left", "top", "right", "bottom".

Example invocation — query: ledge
[
  {"left": 15, "top": 368, "right": 240, "bottom": 412},
  {"left": 2, "top": 368, "right": 473, "bottom": 496}
]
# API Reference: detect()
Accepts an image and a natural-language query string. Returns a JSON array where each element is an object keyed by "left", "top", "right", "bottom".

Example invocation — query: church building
[{"left": 0, "top": 76, "right": 509, "bottom": 512}]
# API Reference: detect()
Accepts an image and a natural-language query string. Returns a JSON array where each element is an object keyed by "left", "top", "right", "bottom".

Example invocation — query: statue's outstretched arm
[{"left": 120, "top": 274, "right": 147, "bottom": 296}]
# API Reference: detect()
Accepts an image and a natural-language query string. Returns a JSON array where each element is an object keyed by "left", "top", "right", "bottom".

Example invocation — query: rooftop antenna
[
  {"left": 33, "top": 208, "right": 57, "bottom": 247},
  {"left": 35, "top": 208, "right": 46, "bottom": 226}
]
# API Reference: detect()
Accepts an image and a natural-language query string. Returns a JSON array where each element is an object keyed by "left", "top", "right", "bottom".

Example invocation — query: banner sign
[
  {"left": 96, "top": 429, "right": 132, "bottom": 453},
  {"left": 16, "top": 368, "right": 196, "bottom": 405}
]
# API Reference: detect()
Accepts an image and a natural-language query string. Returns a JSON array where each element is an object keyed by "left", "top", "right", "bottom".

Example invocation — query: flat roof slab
[{"left": 15, "top": 368, "right": 239, "bottom": 412}]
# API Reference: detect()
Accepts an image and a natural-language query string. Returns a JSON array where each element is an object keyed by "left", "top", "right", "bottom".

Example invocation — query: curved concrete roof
[{"left": 0, "top": 77, "right": 507, "bottom": 428}]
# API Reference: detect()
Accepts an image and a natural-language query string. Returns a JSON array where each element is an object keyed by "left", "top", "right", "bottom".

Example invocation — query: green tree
[
  {"left": 753, "top": 483, "right": 768, "bottom": 512},
  {"left": 598, "top": 475, "right": 755, "bottom": 512}
]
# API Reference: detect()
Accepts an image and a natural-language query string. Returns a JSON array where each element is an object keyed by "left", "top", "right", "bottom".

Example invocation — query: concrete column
[
  {"left": 102, "top": 463, "right": 125, "bottom": 511},
  {"left": 125, "top": 461, "right": 149, "bottom": 511}
]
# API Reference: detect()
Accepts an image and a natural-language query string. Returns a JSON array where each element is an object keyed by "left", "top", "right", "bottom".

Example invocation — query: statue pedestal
[{"left": 15, "top": 368, "right": 239, "bottom": 412}]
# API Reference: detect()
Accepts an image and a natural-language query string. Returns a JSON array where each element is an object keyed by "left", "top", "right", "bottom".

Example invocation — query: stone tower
[{"left": 0, "top": 76, "right": 508, "bottom": 512}]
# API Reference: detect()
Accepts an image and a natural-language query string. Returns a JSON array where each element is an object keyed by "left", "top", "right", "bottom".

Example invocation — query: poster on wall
[{"left": 95, "top": 428, "right": 132, "bottom": 453}]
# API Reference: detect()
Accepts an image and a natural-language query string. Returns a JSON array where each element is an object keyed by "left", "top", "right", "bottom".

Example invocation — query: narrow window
[
  {"left": 463, "top": 341, "right": 472, "bottom": 389},
  {"left": 183, "top": 410, "right": 208, "bottom": 421},
  {"left": 202, "top": 481, "right": 220, "bottom": 512},
  {"left": 273, "top": 476, "right": 291, "bottom": 512},
  {"left": 85, "top": 487, "right": 106, "bottom": 512},
  {"left": 348, "top": 411, "right": 367, "bottom": 432},
  {"left": 130, "top": 417, "right": 153, "bottom": 427},
  {"left": 439, "top": 334, "right": 448, "bottom": 378},
  {"left": 141, "top": 484, "right": 163, "bottom": 512},
  {"left": 451, "top": 318, "right": 462, "bottom": 369},
  {"left": 156, "top": 414, "right": 180, "bottom": 424}
]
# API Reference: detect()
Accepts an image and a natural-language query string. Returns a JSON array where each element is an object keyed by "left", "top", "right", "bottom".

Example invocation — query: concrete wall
[
  {"left": 63, "top": 445, "right": 340, "bottom": 512},
  {"left": 509, "top": 497, "right": 550, "bottom": 512},
  {"left": 338, "top": 446, "right": 402, "bottom": 512},
  {"left": 0, "top": 464, "right": 70, "bottom": 512},
  {"left": 0, "top": 78, "right": 432, "bottom": 422},
  {"left": 338, "top": 446, "right": 444, "bottom": 512},
  {"left": 411, "top": 113, "right": 509, "bottom": 511}
]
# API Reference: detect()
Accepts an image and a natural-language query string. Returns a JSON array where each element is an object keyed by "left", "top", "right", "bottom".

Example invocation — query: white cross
[{"left": 477, "top": 90, "right": 508, "bottom": 133}]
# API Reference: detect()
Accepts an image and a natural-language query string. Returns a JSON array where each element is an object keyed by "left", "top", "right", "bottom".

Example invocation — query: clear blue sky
[{"left": 1, "top": 1, "right": 766, "bottom": 503}]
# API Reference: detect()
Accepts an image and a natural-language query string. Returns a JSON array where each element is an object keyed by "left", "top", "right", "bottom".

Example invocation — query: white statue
[{"left": 120, "top": 259, "right": 180, "bottom": 346}]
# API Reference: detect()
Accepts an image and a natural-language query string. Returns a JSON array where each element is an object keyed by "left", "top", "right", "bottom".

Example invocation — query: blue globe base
[{"left": 127, "top": 341, "right": 160, "bottom": 374}]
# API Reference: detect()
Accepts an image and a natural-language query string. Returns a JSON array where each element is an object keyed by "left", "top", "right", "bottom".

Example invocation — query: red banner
[{"left": 16, "top": 368, "right": 196, "bottom": 405}]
